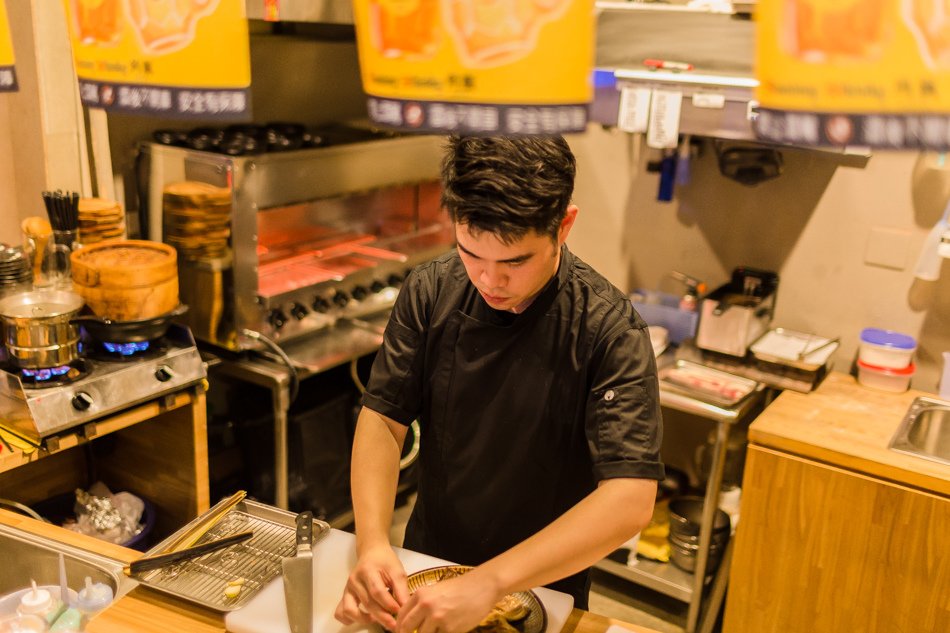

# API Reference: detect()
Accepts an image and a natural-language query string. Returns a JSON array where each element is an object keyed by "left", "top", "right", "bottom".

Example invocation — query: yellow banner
[
  {"left": 63, "top": 0, "right": 250, "bottom": 119},
  {"left": 0, "top": 0, "right": 17, "bottom": 92},
  {"left": 755, "top": 0, "right": 950, "bottom": 148},
  {"left": 352, "top": 0, "right": 594, "bottom": 134}
]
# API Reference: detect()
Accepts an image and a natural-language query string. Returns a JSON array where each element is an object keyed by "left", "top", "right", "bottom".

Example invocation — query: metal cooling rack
[{"left": 132, "top": 500, "right": 329, "bottom": 612}]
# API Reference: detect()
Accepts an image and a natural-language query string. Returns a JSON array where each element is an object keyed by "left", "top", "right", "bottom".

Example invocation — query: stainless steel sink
[
  {"left": 889, "top": 396, "right": 950, "bottom": 466},
  {"left": 0, "top": 522, "right": 136, "bottom": 614}
]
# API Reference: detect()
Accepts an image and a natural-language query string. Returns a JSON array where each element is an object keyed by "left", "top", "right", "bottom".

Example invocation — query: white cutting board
[{"left": 225, "top": 529, "right": 574, "bottom": 633}]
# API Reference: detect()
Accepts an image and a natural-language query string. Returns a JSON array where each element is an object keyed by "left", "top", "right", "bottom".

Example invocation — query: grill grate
[{"left": 134, "top": 509, "right": 307, "bottom": 611}]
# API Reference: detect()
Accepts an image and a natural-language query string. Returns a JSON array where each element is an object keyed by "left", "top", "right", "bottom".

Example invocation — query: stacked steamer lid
[
  {"left": 78, "top": 198, "right": 125, "bottom": 244},
  {"left": 856, "top": 328, "right": 917, "bottom": 392},
  {"left": 162, "top": 182, "right": 231, "bottom": 261}
]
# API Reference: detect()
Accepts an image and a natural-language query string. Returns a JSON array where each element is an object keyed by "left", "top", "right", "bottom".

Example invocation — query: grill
[{"left": 143, "top": 129, "right": 454, "bottom": 353}]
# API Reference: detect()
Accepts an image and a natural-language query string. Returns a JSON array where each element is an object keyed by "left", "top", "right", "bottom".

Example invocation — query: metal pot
[{"left": 0, "top": 289, "right": 84, "bottom": 368}]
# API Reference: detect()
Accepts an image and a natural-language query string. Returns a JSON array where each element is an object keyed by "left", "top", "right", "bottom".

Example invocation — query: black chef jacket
[{"left": 361, "top": 245, "right": 664, "bottom": 608}]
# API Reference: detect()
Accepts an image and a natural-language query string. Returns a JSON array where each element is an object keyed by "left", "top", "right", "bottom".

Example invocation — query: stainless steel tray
[
  {"left": 749, "top": 327, "right": 839, "bottom": 371},
  {"left": 130, "top": 498, "right": 329, "bottom": 612},
  {"left": 659, "top": 359, "right": 759, "bottom": 408}
]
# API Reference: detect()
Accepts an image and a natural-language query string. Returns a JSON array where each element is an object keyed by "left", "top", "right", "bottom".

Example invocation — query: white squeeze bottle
[
  {"left": 0, "top": 614, "right": 49, "bottom": 632},
  {"left": 16, "top": 582, "right": 63, "bottom": 625},
  {"left": 75, "top": 577, "right": 113, "bottom": 619},
  {"left": 940, "top": 352, "right": 950, "bottom": 399}
]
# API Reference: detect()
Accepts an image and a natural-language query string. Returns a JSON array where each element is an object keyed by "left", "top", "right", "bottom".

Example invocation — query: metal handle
[{"left": 797, "top": 336, "right": 840, "bottom": 360}]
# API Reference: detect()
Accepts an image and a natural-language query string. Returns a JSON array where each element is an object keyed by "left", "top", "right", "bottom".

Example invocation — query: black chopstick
[
  {"left": 125, "top": 530, "right": 254, "bottom": 575},
  {"left": 41, "top": 190, "right": 81, "bottom": 231}
]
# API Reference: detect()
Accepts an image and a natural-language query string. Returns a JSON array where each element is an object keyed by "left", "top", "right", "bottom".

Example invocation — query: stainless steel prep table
[{"left": 595, "top": 350, "right": 768, "bottom": 633}]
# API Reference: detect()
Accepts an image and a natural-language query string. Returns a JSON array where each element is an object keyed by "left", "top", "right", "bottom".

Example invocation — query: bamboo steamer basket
[{"left": 70, "top": 240, "right": 179, "bottom": 321}]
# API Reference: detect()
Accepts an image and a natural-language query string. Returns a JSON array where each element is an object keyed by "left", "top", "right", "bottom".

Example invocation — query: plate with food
[{"left": 406, "top": 565, "right": 547, "bottom": 633}]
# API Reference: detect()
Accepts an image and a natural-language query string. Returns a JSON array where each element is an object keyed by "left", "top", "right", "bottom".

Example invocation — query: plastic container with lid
[
  {"left": 857, "top": 359, "right": 915, "bottom": 393},
  {"left": 858, "top": 328, "right": 916, "bottom": 369}
]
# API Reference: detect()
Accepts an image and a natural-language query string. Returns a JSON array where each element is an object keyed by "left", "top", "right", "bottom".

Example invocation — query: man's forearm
[
  {"left": 473, "top": 478, "right": 656, "bottom": 597},
  {"left": 351, "top": 407, "right": 407, "bottom": 554}
]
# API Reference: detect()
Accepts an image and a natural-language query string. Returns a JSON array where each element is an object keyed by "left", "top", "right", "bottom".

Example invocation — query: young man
[{"left": 335, "top": 135, "right": 663, "bottom": 633}]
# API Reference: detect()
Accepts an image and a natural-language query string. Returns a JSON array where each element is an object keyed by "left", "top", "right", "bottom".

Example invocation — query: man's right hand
[{"left": 334, "top": 542, "right": 410, "bottom": 631}]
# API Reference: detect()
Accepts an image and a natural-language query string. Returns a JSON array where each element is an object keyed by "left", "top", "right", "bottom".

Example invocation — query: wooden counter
[
  {"left": 747, "top": 371, "right": 950, "bottom": 495},
  {"left": 0, "top": 386, "right": 210, "bottom": 539},
  {"left": 724, "top": 371, "right": 950, "bottom": 633},
  {"left": 0, "top": 510, "right": 663, "bottom": 633}
]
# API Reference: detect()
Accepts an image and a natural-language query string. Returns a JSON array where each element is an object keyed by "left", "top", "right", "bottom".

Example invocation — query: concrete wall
[
  {"left": 0, "top": 0, "right": 88, "bottom": 245},
  {"left": 2, "top": 18, "right": 948, "bottom": 393},
  {"left": 567, "top": 126, "right": 950, "bottom": 393},
  {"left": 105, "top": 27, "right": 369, "bottom": 229}
]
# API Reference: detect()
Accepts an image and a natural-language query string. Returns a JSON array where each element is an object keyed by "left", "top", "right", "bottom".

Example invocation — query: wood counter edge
[
  {"left": 0, "top": 510, "right": 663, "bottom": 633},
  {"left": 747, "top": 372, "right": 950, "bottom": 497}
]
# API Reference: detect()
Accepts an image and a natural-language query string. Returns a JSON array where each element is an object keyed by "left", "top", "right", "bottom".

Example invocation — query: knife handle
[{"left": 296, "top": 511, "right": 313, "bottom": 549}]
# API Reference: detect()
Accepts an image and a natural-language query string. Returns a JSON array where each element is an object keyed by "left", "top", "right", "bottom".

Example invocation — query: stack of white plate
[{"left": 0, "top": 244, "right": 31, "bottom": 298}]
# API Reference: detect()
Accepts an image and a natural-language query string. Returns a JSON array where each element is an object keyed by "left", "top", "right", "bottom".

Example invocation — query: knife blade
[{"left": 281, "top": 511, "right": 314, "bottom": 633}]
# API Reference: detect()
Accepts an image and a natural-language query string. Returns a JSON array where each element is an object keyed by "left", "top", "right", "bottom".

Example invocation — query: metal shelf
[
  {"left": 596, "top": 358, "right": 766, "bottom": 633},
  {"left": 595, "top": 557, "right": 694, "bottom": 602}
]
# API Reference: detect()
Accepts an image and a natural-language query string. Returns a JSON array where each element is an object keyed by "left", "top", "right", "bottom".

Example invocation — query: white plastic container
[
  {"left": 857, "top": 359, "right": 915, "bottom": 393},
  {"left": 858, "top": 328, "right": 916, "bottom": 369}
]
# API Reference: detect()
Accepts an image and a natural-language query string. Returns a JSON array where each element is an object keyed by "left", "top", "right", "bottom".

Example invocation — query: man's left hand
[{"left": 394, "top": 569, "right": 500, "bottom": 633}]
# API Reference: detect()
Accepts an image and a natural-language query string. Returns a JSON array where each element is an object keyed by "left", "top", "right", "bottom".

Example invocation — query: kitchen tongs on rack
[{"left": 124, "top": 490, "right": 247, "bottom": 576}]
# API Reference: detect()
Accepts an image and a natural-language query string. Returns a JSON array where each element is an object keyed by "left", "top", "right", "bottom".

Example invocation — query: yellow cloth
[
  {"left": 636, "top": 497, "right": 671, "bottom": 563},
  {"left": 0, "top": 423, "right": 38, "bottom": 455}
]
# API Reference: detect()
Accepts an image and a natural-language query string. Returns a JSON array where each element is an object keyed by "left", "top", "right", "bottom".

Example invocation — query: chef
[{"left": 335, "top": 135, "right": 663, "bottom": 633}]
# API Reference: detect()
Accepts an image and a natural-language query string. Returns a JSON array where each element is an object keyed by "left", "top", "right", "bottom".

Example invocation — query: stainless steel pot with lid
[{"left": 0, "top": 289, "right": 84, "bottom": 368}]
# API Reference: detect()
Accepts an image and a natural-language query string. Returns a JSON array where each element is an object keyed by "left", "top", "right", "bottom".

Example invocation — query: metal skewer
[{"left": 798, "top": 336, "right": 840, "bottom": 360}]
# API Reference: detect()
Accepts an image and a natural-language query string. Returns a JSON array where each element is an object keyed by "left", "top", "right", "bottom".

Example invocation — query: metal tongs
[
  {"left": 797, "top": 336, "right": 841, "bottom": 361},
  {"left": 124, "top": 490, "right": 248, "bottom": 576},
  {"left": 125, "top": 530, "right": 253, "bottom": 575}
]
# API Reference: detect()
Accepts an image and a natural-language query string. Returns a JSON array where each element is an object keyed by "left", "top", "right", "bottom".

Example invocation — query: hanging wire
[{"left": 240, "top": 329, "right": 299, "bottom": 404}]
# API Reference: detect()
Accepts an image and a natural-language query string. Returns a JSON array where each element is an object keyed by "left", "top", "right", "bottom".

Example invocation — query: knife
[{"left": 281, "top": 511, "right": 314, "bottom": 633}]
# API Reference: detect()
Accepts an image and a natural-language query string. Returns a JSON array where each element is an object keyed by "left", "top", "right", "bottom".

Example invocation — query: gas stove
[{"left": 0, "top": 323, "right": 206, "bottom": 444}]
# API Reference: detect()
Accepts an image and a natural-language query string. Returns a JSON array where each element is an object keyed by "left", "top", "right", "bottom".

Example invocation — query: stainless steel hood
[
  {"left": 593, "top": 2, "right": 758, "bottom": 140},
  {"left": 592, "top": 2, "right": 868, "bottom": 165},
  {"left": 246, "top": 0, "right": 353, "bottom": 24}
]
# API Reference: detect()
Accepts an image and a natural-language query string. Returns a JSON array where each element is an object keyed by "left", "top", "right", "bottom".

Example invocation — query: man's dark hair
[{"left": 440, "top": 135, "right": 576, "bottom": 243}]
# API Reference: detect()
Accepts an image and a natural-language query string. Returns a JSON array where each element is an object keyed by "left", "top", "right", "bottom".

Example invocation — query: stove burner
[
  {"left": 16, "top": 360, "right": 89, "bottom": 388},
  {"left": 103, "top": 341, "right": 151, "bottom": 356},
  {"left": 22, "top": 365, "right": 72, "bottom": 381},
  {"left": 88, "top": 338, "right": 166, "bottom": 362}
]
